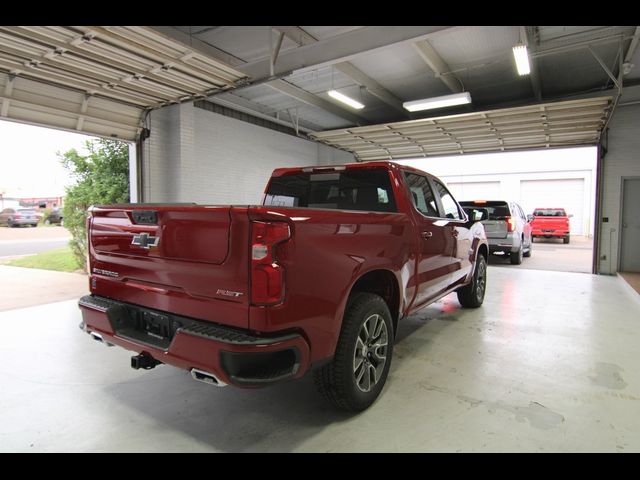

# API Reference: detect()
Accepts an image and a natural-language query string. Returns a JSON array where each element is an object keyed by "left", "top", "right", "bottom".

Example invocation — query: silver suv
[
  {"left": 459, "top": 200, "right": 533, "bottom": 265},
  {"left": 0, "top": 208, "right": 39, "bottom": 228}
]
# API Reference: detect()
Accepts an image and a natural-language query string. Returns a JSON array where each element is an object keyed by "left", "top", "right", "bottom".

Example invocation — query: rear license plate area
[{"left": 107, "top": 305, "right": 183, "bottom": 349}]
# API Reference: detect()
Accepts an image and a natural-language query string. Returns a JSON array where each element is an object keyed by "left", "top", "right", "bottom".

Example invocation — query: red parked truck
[
  {"left": 530, "top": 208, "right": 572, "bottom": 244},
  {"left": 79, "top": 161, "right": 488, "bottom": 411}
]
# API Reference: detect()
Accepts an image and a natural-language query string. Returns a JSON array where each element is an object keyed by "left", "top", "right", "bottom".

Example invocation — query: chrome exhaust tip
[
  {"left": 191, "top": 368, "right": 227, "bottom": 387},
  {"left": 88, "top": 331, "right": 114, "bottom": 347},
  {"left": 89, "top": 331, "right": 104, "bottom": 342}
]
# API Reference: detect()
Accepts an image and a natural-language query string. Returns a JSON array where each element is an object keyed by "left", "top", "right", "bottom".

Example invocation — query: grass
[{"left": 7, "top": 246, "right": 81, "bottom": 272}]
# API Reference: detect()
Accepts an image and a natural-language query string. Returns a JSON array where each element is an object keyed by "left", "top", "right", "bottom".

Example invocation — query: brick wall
[{"left": 142, "top": 103, "right": 353, "bottom": 204}]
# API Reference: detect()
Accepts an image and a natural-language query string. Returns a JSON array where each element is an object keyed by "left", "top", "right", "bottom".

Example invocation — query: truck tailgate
[
  {"left": 88, "top": 205, "right": 251, "bottom": 329},
  {"left": 533, "top": 217, "right": 568, "bottom": 230},
  {"left": 482, "top": 219, "right": 508, "bottom": 239}
]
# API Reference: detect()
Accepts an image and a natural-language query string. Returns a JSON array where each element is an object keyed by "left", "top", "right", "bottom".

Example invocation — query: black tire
[
  {"left": 563, "top": 236, "right": 570, "bottom": 244},
  {"left": 523, "top": 237, "right": 532, "bottom": 257},
  {"left": 457, "top": 254, "right": 487, "bottom": 308},
  {"left": 510, "top": 242, "right": 523, "bottom": 265},
  {"left": 314, "top": 292, "right": 393, "bottom": 412}
]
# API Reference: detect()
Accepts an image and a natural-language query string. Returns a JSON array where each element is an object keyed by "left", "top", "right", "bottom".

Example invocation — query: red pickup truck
[
  {"left": 79, "top": 161, "right": 488, "bottom": 411},
  {"left": 530, "top": 208, "right": 571, "bottom": 244}
]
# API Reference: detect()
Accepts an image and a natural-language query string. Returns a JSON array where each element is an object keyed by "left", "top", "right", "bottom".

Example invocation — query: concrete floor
[
  {"left": 488, "top": 235, "right": 593, "bottom": 273},
  {"left": 1, "top": 268, "right": 639, "bottom": 452},
  {"left": 0, "top": 265, "right": 87, "bottom": 311}
]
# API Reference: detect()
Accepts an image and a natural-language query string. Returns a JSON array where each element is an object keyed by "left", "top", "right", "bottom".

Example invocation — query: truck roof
[{"left": 270, "top": 161, "right": 436, "bottom": 179}]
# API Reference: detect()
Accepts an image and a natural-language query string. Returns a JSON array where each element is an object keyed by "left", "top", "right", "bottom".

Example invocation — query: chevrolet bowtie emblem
[{"left": 131, "top": 232, "right": 159, "bottom": 249}]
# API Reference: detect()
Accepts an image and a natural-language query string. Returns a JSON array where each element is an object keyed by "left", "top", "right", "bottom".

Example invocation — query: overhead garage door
[
  {"left": 520, "top": 179, "right": 585, "bottom": 235},
  {"left": 446, "top": 181, "right": 501, "bottom": 202}
]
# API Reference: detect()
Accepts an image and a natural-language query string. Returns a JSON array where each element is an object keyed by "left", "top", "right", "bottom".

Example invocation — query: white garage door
[
  {"left": 520, "top": 179, "right": 585, "bottom": 235},
  {"left": 446, "top": 181, "right": 501, "bottom": 202}
]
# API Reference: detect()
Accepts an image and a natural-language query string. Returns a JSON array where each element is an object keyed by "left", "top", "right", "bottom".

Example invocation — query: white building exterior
[{"left": 397, "top": 146, "right": 597, "bottom": 236}]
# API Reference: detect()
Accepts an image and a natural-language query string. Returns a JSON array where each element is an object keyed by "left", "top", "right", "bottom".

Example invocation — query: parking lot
[
  {"left": 488, "top": 235, "right": 593, "bottom": 274},
  {"left": 0, "top": 224, "right": 70, "bottom": 260}
]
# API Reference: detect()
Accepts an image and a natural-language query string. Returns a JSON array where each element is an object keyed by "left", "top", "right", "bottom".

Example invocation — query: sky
[{"left": 0, "top": 120, "right": 98, "bottom": 198}]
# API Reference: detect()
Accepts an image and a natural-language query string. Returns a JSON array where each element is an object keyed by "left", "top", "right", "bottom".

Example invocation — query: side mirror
[
  {"left": 527, "top": 214, "right": 535, "bottom": 222},
  {"left": 568, "top": 214, "right": 573, "bottom": 218}
]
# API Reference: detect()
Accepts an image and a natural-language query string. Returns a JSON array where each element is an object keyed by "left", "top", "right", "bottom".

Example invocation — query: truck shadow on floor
[{"left": 102, "top": 296, "right": 470, "bottom": 452}]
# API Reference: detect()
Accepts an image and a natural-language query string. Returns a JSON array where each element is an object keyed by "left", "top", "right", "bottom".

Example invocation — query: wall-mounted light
[
  {"left": 402, "top": 91, "right": 472, "bottom": 112},
  {"left": 512, "top": 44, "right": 531, "bottom": 76},
  {"left": 327, "top": 90, "right": 365, "bottom": 110}
]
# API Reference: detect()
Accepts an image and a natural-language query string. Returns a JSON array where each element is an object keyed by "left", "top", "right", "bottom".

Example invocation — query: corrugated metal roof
[{"left": 309, "top": 96, "right": 612, "bottom": 160}]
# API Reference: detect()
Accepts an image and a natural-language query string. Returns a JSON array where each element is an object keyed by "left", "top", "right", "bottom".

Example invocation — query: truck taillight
[
  {"left": 506, "top": 216, "right": 515, "bottom": 232},
  {"left": 251, "top": 221, "right": 290, "bottom": 305},
  {"left": 86, "top": 214, "right": 92, "bottom": 283}
]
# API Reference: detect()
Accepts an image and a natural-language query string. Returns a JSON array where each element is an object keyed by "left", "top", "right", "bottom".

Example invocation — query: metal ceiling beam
[
  {"left": 273, "top": 26, "right": 409, "bottom": 117},
  {"left": 272, "top": 26, "right": 317, "bottom": 47},
  {"left": 1, "top": 73, "right": 14, "bottom": 116},
  {"left": 412, "top": 40, "right": 462, "bottom": 93},
  {"left": 624, "top": 26, "right": 640, "bottom": 63},
  {"left": 218, "top": 26, "right": 451, "bottom": 81},
  {"left": 266, "top": 79, "right": 369, "bottom": 125},
  {"left": 588, "top": 46, "right": 621, "bottom": 91},
  {"left": 205, "top": 95, "right": 317, "bottom": 133},
  {"left": 332, "top": 63, "right": 408, "bottom": 117},
  {"left": 215, "top": 91, "right": 323, "bottom": 131},
  {"left": 522, "top": 26, "right": 543, "bottom": 102},
  {"left": 149, "top": 26, "right": 246, "bottom": 67}
]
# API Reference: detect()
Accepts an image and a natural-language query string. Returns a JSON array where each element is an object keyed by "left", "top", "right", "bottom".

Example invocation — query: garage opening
[
  {"left": 397, "top": 146, "right": 597, "bottom": 274},
  {"left": 0, "top": 119, "right": 132, "bottom": 311}
]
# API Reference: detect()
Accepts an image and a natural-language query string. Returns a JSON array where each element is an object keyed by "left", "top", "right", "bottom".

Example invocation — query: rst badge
[{"left": 132, "top": 232, "right": 159, "bottom": 249}]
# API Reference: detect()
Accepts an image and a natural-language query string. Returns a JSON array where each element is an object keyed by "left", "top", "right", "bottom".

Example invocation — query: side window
[
  {"left": 433, "top": 181, "right": 463, "bottom": 220},
  {"left": 516, "top": 204, "right": 526, "bottom": 220},
  {"left": 403, "top": 172, "right": 439, "bottom": 217}
]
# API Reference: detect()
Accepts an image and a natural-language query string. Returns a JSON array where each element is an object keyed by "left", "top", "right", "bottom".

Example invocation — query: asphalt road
[{"left": 0, "top": 226, "right": 71, "bottom": 259}]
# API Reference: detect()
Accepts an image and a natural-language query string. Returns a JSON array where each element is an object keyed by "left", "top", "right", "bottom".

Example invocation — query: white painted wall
[
  {"left": 396, "top": 146, "right": 597, "bottom": 236},
  {"left": 141, "top": 103, "right": 353, "bottom": 204},
  {"left": 598, "top": 103, "right": 640, "bottom": 274}
]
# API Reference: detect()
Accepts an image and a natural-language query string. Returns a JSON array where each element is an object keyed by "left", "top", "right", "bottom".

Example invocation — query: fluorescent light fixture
[
  {"left": 402, "top": 92, "right": 471, "bottom": 112},
  {"left": 327, "top": 90, "right": 365, "bottom": 109},
  {"left": 512, "top": 44, "right": 531, "bottom": 76}
]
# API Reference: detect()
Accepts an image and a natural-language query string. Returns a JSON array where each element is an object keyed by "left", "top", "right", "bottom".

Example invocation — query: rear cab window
[
  {"left": 533, "top": 209, "right": 567, "bottom": 216},
  {"left": 459, "top": 201, "right": 510, "bottom": 220},
  {"left": 264, "top": 168, "right": 397, "bottom": 213}
]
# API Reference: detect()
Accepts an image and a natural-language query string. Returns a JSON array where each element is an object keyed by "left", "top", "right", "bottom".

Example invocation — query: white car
[{"left": 459, "top": 200, "right": 533, "bottom": 265}]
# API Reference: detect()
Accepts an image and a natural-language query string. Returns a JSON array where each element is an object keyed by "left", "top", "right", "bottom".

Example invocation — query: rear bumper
[
  {"left": 10, "top": 219, "right": 38, "bottom": 226},
  {"left": 531, "top": 228, "right": 569, "bottom": 237},
  {"left": 487, "top": 234, "right": 517, "bottom": 253},
  {"left": 79, "top": 295, "right": 310, "bottom": 388}
]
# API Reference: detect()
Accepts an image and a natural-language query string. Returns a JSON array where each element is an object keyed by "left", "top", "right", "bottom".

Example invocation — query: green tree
[{"left": 60, "top": 138, "right": 129, "bottom": 271}]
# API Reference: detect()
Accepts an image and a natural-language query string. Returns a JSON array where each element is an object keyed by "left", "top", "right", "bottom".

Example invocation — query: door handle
[{"left": 421, "top": 231, "right": 433, "bottom": 239}]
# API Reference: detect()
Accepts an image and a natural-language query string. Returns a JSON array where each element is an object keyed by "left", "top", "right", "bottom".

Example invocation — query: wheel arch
[{"left": 347, "top": 269, "right": 401, "bottom": 336}]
